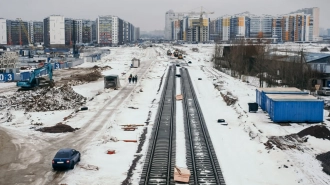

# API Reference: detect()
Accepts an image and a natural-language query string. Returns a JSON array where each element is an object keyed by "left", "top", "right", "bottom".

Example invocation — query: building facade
[
  {"left": 96, "top": 15, "right": 112, "bottom": 46},
  {"left": 6, "top": 20, "right": 29, "bottom": 45},
  {"left": 44, "top": 15, "right": 65, "bottom": 47},
  {"left": 0, "top": 18, "right": 6, "bottom": 45},
  {"left": 291, "top": 7, "right": 319, "bottom": 41},
  {"left": 28, "top": 21, "right": 43, "bottom": 44},
  {"left": 250, "top": 15, "right": 272, "bottom": 38},
  {"left": 82, "top": 20, "right": 93, "bottom": 44}
]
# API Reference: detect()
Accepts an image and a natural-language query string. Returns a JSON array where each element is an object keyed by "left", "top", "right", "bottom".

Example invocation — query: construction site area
[{"left": 0, "top": 44, "right": 330, "bottom": 185}]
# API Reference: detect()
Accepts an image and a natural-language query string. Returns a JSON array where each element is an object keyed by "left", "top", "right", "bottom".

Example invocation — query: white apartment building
[
  {"left": 112, "top": 16, "right": 119, "bottom": 45},
  {"left": 44, "top": 15, "right": 65, "bottom": 46},
  {"left": 75, "top": 19, "right": 83, "bottom": 44},
  {"left": 0, "top": 18, "right": 7, "bottom": 45}
]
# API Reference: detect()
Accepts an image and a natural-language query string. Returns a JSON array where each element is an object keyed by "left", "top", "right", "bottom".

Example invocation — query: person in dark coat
[
  {"left": 128, "top": 74, "right": 132, "bottom": 83},
  {"left": 132, "top": 75, "right": 136, "bottom": 83},
  {"left": 135, "top": 75, "right": 138, "bottom": 83}
]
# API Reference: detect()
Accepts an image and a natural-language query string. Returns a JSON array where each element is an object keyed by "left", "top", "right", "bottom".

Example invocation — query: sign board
[{"left": 0, "top": 73, "right": 14, "bottom": 82}]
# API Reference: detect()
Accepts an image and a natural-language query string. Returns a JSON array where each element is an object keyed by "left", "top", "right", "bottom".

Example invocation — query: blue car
[{"left": 52, "top": 148, "right": 80, "bottom": 170}]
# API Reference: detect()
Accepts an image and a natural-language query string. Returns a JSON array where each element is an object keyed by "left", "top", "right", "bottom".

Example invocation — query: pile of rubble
[
  {"left": 220, "top": 91, "right": 238, "bottom": 106},
  {"left": 0, "top": 85, "right": 86, "bottom": 112},
  {"left": 264, "top": 125, "right": 330, "bottom": 150}
]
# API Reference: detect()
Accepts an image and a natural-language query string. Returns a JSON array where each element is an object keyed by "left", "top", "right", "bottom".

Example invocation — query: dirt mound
[
  {"left": 264, "top": 125, "right": 330, "bottom": 150},
  {"left": 316, "top": 151, "right": 330, "bottom": 175},
  {"left": 91, "top": 65, "right": 112, "bottom": 71},
  {"left": 70, "top": 70, "right": 102, "bottom": 82},
  {"left": 37, "top": 123, "right": 79, "bottom": 133},
  {"left": 297, "top": 125, "right": 330, "bottom": 140},
  {"left": 0, "top": 85, "right": 86, "bottom": 112},
  {"left": 220, "top": 91, "right": 238, "bottom": 106},
  {"left": 264, "top": 134, "right": 306, "bottom": 150}
]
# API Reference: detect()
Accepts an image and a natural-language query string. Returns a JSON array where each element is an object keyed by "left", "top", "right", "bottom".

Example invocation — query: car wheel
[
  {"left": 70, "top": 162, "right": 74, "bottom": 169},
  {"left": 53, "top": 167, "right": 57, "bottom": 171},
  {"left": 78, "top": 156, "right": 80, "bottom": 162}
]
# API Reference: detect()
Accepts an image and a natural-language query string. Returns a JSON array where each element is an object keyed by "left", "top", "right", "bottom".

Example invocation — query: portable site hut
[
  {"left": 104, "top": 75, "right": 121, "bottom": 89},
  {"left": 256, "top": 87, "right": 308, "bottom": 111},
  {"left": 131, "top": 58, "right": 140, "bottom": 68},
  {"left": 267, "top": 94, "right": 323, "bottom": 123},
  {"left": 265, "top": 94, "right": 314, "bottom": 114}
]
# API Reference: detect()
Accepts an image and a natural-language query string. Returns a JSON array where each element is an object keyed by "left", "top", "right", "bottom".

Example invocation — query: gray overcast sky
[{"left": 0, "top": 0, "right": 329, "bottom": 31}]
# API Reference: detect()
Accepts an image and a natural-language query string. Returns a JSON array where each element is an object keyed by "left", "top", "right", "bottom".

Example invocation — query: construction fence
[{"left": 0, "top": 59, "right": 84, "bottom": 82}]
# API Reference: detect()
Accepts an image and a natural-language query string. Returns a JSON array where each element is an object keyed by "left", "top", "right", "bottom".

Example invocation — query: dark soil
[
  {"left": 120, "top": 155, "right": 142, "bottom": 185},
  {"left": 297, "top": 125, "right": 330, "bottom": 140},
  {"left": 157, "top": 68, "right": 167, "bottom": 93},
  {"left": 316, "top": 151, "right": 330, "bottom": 175},
  {"left": 136, "top": 127, "right": 148, "bottom": 153},
  {"left": 144, "top": 111, "right": 152, "bottom": 125},
  {"left": 264, "top": 125, "right": 330, "bottom": 150},
  {"left": 37, "top": 123, "right": 79, "bottom": 133}
]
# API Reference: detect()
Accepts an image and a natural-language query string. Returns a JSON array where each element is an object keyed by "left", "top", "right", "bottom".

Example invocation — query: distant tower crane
[{"left": 17, "top": 18, "right": 33, "bottom": 47}]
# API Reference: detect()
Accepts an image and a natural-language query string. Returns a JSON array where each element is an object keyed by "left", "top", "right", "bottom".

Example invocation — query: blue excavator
[{"left": 16, "top": 63, "right": 55, "bottom": 90}]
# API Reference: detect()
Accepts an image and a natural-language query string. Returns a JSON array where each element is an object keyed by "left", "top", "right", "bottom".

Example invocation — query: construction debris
[
  {"left": 37, "top": 123, "right": 79, "bottom": 133},
  {"left": 174, "top": 166, "right": 190, "bottom": 183},
  {"left": 0, "top": 85, "right": 86, "bottom": 112},
  {"left": 176, "top": 94, "right": 183, "bottom": 100},
  {"left": 106, "top": 150, "right": 116, "bottom": 154},
  {"left": 220, "top": 91, "right": 238, "bottom": 106},
  {"left": 79, "top": 164, "right": 99, "bottom": 171}
]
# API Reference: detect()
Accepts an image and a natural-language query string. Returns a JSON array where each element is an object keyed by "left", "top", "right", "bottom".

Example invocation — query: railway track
[
  {"left": 180, "top": 67, "right": 226, "bottom": 185},
  {"left": 139, "top": 65, "right": 176, "bottom": 185}
]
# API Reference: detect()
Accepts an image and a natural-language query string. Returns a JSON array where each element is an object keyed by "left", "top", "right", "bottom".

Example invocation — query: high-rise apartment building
[
  {"left": 96, "top": 15, "right": 112, "bottom": 46},
  {"left": 291, "top": 7, "right": 320, "bottom": 40},
  {"left": 64, "top": 18, "right": 73, "bottom": 46},
  {"left": 6, "top": 19, "right": 29, "bottom": 45},
  {"left": 183, "top": 16, "right": 210, "bottom": 42},
  {"left": 28, "top": 21, "right": 43, "bottom": 44},
  {"left": 165, "top": 10, "right": 184, "bottom": 40},
  {"left": 43, "top": 15, "right": 65, "bottom": 47},
  {"left": 250, "top": 15, "right": 272, "bottom": 38},
  {"left": 0, "top": 18, "right": 6, "bottom": 45},
  {"left": 230, "top": 13, "right": 251, "bottom": 39},
  {"left": 96, "top": 15, "right": 136, "bottom": 46},
  {"left": 81, "top": 20, "right": 94, "bottom": 44}
]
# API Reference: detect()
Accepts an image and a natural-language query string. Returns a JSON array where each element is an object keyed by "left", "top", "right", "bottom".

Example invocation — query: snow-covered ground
[{"left": 0, "top": 44, "right": 329, "bottom": 185}]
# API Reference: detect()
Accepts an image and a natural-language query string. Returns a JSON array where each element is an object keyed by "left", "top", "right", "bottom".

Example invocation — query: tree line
[{"left": 212, "top": 40, "right": 323, "bottom": 90}]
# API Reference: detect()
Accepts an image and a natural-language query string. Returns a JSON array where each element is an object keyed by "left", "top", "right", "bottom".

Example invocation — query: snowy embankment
[{"left": 179, "top": 44, "right": 330, "bottom": 185}]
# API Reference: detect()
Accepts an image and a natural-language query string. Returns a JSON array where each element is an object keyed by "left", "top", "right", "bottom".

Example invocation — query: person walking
[
  {"left": 128, "top": 74, "right": 132, "bottom": 83},
  {"left": 131, "top": 75, "right": 135, "bottom": 83},
  {"left": 135, "top": 75, "right": 138, "bottom": 83}
]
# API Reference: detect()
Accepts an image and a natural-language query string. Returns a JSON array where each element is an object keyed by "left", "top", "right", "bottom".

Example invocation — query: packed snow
[{"left": 0, "top": 44, "right": 329, "bottom": 185}]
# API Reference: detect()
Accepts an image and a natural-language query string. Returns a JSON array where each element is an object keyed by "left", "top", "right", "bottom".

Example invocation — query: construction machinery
[
  {"left": 178, "top": 53, "right": 183, "bottom": 59},
  {"left": 16, "top": 63, "right": 55, "bottom": 90},
  {"left": 167, "top": 50, "right": 172, "bottom": 56}
]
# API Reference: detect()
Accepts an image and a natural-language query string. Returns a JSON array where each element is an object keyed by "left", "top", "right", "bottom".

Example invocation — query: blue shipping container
[
  {"left": 20, "top": 72, "right": 31, "bottom": 81},
  {"left": 264, "top": 93, "right": 309, "bottom": 113},
  {"left": 260, "top": 88, "right": 307, "bottom": 111},
  {"left": 0, "top": 73, "right": 14, "bottom": 82},
  {"left": 269, "top": 99, "right": 324, "bottom": 123},
  {"left": 256, "top": 89, "right": 262, "bottom": 106}
]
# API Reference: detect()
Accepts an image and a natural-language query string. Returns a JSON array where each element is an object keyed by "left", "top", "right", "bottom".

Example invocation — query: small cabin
[
  {"left": 131, "top": 58, "right": 140, "bottom": 68},
  {"left": 104, "top": 75, "right": 121, "bottom": 89}
]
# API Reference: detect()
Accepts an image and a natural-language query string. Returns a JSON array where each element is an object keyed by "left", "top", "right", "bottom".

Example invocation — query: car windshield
[{"left": 55, "top": 152, "right": 70, "bottom": 158}]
